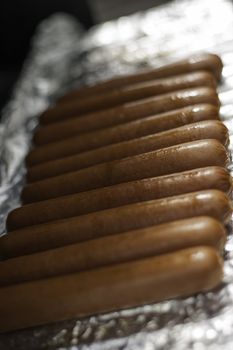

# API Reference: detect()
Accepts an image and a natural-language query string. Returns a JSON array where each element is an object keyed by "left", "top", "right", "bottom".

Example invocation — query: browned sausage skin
[
  {"left": 22, "top": 139, "right": 229, "bottom": 203},
  {"left": 0, "top": 217, "right": 226, "bottom": 286},
  {"left": 27, "top": 120, "right": 228, "bottom": 181},
  {"left": 29, "top": 104, "right": 220, "bottom": 165},
  {"left": 40, "top": 71, "right": 216, "bottom": 123},
  {"left": 31, "top": 104, "right": 220, "bottom": 164},
  {"left": 8, "top": 167, "right": 232, "bottom": 230},
  {"left": 34, "top": 87, "right": 220, "bottom": 144},
  {"left": 2, "top": 189, "right": 232, "bottom": 257},
  {"left": 57, "top": 53, "right": 222, "bottom": 103},
  {"left": 0, "top": 246, "right": 223, "bottom": 333}
]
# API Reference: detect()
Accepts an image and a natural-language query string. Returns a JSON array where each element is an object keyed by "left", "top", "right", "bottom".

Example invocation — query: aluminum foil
[{"left": 1, "top": 0, "right": 233, "bottom": 348}]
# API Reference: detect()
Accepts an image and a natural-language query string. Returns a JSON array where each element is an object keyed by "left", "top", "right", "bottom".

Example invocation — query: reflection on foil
[{"left": 1, "top": 0, "right": 233, "bottom": 349}]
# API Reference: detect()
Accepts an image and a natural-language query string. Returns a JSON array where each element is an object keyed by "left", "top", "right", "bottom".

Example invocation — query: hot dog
[
  {"left": 30, "top": 104, "right": 220, "bottom": 165},
  {"left": 40, "top": 71, "right": 216, "bottom": 123},
  {"left": 27, "top": 120, "right": 229, "bottom": 181},
  {"left": 0, "top": 217, "right": 226, "bottom": 286},
  {"left": 34, "top": 87, "right": 220, "bottom": 144},
  {"left": 9, "top": 167, "right": 232, "bottom": 230},
  {"left": 0, "top": 246, "right": 223, "bottom": 332},
  {"left": 2, "top": 190, "right": 231, "bottom": 257},
  {"left": 57, "top": 53, "right": 222, "bottom": 103},
  {"left": 30, "top": 104, "right": 219, "bottom": 166},
  {"left": 22, "top": 139, "right": 229, "bottom": 203}
]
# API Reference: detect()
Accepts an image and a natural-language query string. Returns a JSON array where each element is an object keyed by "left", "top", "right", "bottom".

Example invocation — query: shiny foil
[{"left": 1, "top": 0, "right": 233, "bottom": 348}]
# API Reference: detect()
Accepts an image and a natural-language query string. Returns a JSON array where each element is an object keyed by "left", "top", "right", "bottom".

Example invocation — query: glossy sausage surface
[
  {"left": 2, "top": 190, "right": 231, "bottom": 257},
  {"left": 34, "top": 87, "right": 220, "bottom": 145},
  {"left": 32, "top": 103, "right": 219, "bottom": 162},
  {"left": 9, "top": 167, "right": 232, "bottom": 230},
  {"left": 0, "top": 217, "right": 226, "bottom": 286},
  {"left": 57, "top": 53, "right": 222, "bottom": 102},
  {"left": 27, "top": 120, "right": 228, "bottom": 181},
  {"left": 0, "top": 246, "right": 223, "bottom": 332},
  {"left": 22, "top": 139, "right": 229, "bottom": 203},
  {"left": 30, "top": 104, "right": 219, "bottom": 165},
  {"left": 40, "top": 71, "right": 216, "bottom": 123}
]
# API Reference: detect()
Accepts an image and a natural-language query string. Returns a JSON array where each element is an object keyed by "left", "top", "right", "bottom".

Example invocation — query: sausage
[
  {"left": 29, "top": 104, "right": 220, "bottom": 165},
  {"left": 27, "top": 120, "right": 229, "bottom": 181},
  {"left": 0, "top": 217, "right": 226, "bottom": 286},
  {"left": 40, "top": 71, "right": 216, "bottom": 124},
  {"left": 31, "top": 104, "right": 219, "bottom": 165},
  {"left": 34, "top": 87, "right": 220, "bottom": 145},
  {"left": 0, "top": 246, "right": 223, "bottom": 332},
  {"left": 2, "top": 189, "right": 232, "bottom": 257},
  {"left": 9, "top": 166, "right": 232, "bottom": 230},
  {"left": 57, "top": 53, "right": 223, "bottom": 103},
  {"left": 22, "top": 139, "right": 229, "bottom": 203}
]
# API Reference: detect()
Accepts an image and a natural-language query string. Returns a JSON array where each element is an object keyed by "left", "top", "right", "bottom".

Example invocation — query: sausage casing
[
  {"left": 30, "top": 104, "right": 219, "bottom": 165},
  {"left": 34, "top": 87, "right": 220, "bottom": 144},
  {"left": 27, "top": 120, "right": 229, "bottom": 180},
  {"left": 2, "top": 189, "right": 231, "bottom": 257},
  {"left": 0, "top": 246, "right": 223, "bottom": 332},
  {"left": 0, "top": 217, "right": 226, "bottom": 286},
  {"left": 41, "top": 71, "right": 216, "bottom": 123},
  {"left": 30, "top": 104, "right": 220, "bottom": 165},
  {"left": 57, "top": 53, "right": 222, "bottom": 102},
  {"left": 22, "top": 139, "right": 229, "bottom": 203},
  {"left": 8, "top": 166, "right": 232, "bottom": 230}
]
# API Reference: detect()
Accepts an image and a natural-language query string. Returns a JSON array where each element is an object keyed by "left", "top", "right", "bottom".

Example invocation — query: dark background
[{"left": 0, "top": 0, "right": 170, "bottom": 111}]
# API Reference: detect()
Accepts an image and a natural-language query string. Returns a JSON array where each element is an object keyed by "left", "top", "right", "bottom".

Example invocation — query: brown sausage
[
  {"left": 29, "top": 104, "right": 220, "bottom": 165},
  {"left": 0, "top": 217, "right": 226, "bottom": 287},
  {"left": 34, "top": 87, "right": 220, "bottom": 145},
  {"left": 32, "top": 103, "right": 219, "bottom": 163},
  {"left": 27, "top": 120, "right": 229, "bottom": 181},
  {"left": 0, "top": 246, "right": 223, "bottom": 332},
  {"left": 2, "top": 190, "right": 232, "bottom": 257},
  {"left": 22, "top": 139, "right": 229, "bottom": 203},
  {"left": 57, "top": 53, "right": 223, "bottom": 103},
  {"left": 9, "top": 167, "right": 232, "bottom": 230},
  {"left": 40, "top": 71, "right": 216, "bottom": 123}
]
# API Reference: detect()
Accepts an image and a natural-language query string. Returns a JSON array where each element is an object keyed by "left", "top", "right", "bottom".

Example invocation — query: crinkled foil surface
[{"left": 1, "top": 0, "right": 233, "bottom": 348}]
